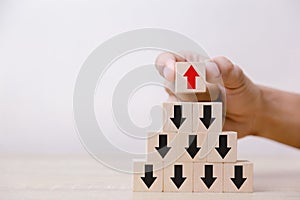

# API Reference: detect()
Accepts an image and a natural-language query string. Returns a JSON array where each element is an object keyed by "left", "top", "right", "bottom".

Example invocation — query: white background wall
[{"left": 0, "top": 0, "right": 299, "bottom": 157}]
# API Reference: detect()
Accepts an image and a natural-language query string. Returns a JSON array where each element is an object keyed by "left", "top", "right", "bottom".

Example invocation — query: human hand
[{"left": 155, "top": 52, "right": 262, "bottom": 138}]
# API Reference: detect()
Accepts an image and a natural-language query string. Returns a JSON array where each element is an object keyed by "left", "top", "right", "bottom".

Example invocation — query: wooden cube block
[
  {"left": 162, "top": 102, "right": 192, "bottom": 133},
  {"left": 207, "top": 131, "right": 237, "bottom": 163},
  {"left": 193, "top": 162, "right": 223, "bottom": 192},
  {"left": 223, "top": 161, "right": 253, "bottom": 193},
  {"left": 133, "top": 161, "right": 163, "bottom": 192},
  {"left": 175, "top": 132, "right": 207, "bottom": 162},
  {"left": 175, "top": 62, "right": 206, "bottom": 94},
  {"left": 147, "top": 132, "right": 178, "bottom": 164},
  {"left": 192, "top": 102, "right": 222, "bottom": 133},
  {"left": 163, "top": 162, "right": 193, "bottom": 192}
]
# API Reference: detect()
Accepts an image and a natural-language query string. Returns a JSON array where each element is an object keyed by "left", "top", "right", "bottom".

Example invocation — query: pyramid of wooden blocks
[{"left": 133, "top": 62, "right": 253, "bottom": 193}]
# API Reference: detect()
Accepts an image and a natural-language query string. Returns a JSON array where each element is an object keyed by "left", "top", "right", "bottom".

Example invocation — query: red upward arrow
[{"left": 183, "top": 65, "right": 199, "bottom": 89}]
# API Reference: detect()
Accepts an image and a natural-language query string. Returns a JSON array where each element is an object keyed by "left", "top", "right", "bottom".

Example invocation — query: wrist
[
  {"left": 252, "top": 85, "right": 270, "bottom": 137},
  {"left": 248, "top": 85, "right": 300, "bottom": 148}
]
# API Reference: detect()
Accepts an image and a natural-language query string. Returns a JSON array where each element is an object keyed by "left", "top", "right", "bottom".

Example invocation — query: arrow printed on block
[
  {"left": 215, "top": 135, "right": 231, "bottom": 159},
  {"left": 170, "top": 165, "right": 186, "bottom": 189},
  {"left": 141, "top": 164, "right": 157, "bottom": 189},
  {"left": 185, "top": 135, "right": 201, "bottom": 159},
  {"left": 231, "top": 165, "right": 247, "bottom": 189},
  {"left": 200, "top": 105, "right": 215, "bottom": 129},
  {"left": 155, "top": 134, "right": 171, "bottom": 158},
  {"left": 183, "top": 65, "right": 200, "bottom": 89},
  {"left": 201, "top": 165, "right": 217, "bottom": 189},
  {"left": 170, "top": 105, "right": 186, "bottom": 129}
]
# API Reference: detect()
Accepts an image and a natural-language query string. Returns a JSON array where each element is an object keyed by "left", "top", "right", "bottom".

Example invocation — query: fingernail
[
  {"left": 205, "top": 61, "right": 220, "bottom": 78},
  {"left": 163, "top": 66, "right": 172, "bottom": 80},
  {"left": 163, "top": 60, "right": 175, "bottom": 81}
]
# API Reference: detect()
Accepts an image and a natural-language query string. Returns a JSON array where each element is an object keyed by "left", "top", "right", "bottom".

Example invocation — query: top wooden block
[{"left": 175, "top": 62, "right": 206, "bottom": 94}]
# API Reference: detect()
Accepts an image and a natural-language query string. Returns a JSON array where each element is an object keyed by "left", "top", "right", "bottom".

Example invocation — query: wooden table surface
[{"left": 0, "top": 154, "right": 299, "bottom": 200}]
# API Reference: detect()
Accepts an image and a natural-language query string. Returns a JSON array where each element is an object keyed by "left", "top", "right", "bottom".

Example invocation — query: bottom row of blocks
[{"left": 133, "top": 161, "right": 253, "bottom": 193}]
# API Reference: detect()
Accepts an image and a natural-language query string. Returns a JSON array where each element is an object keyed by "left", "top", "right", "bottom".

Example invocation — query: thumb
[{"left": 211, "top": 56, "right": 247, "bottom": 89}]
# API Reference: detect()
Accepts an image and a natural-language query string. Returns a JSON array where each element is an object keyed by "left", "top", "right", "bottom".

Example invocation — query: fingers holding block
[
  {"left": 223, "top": 161, "right": 253, "bottom": 193},
  {"left": 133, "top": 161, "right": 163, "bottom": 192}
]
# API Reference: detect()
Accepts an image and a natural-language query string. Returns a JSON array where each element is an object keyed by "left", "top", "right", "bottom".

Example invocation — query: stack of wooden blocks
[{"left": 133, "top": 62, "right": 253, "bottom": 193}]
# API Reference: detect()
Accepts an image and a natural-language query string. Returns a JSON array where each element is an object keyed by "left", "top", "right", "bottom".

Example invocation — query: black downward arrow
[
  {"left": 155, "top": 134, "right": 171, "bottom": 158},
  {"left": 171, "top": 165, "right": 186, "bottom": 189},
  {"left": 215, "top": 135, "right": 231, "bottom": 159},
  {"left": 201, "top": 165, "right": 217, "bottom": 189},
  {"left": 141, "top": 164, "right": 157, "bottom": 188},
  {"left": 200, "top": 105, "right": 215, "bottom": 129},
  {"left": 185, "top": 135, "right": 200, "bottom": 159},
  {"left": 231, "top": 165, "right": 247, "bottom": 189},
  {"left": 170, "top": 105, "right": 186, "bottom": 129}
]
